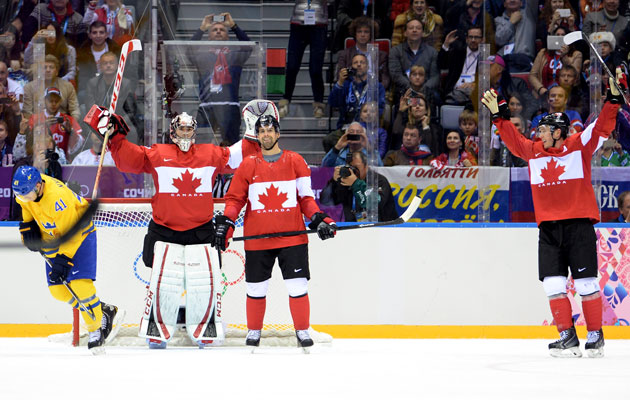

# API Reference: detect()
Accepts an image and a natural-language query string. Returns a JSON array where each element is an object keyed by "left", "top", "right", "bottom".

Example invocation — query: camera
[
  {"left": 45, "top": 149, "right": 59, "bottom": 161},
  {"left": 557, "top": 8, "right": 571, "bottom": 17},
  {"left": 339, "top": 165, "right": 358, "bottom": 179},
  {"left": 347, "top": 133, "right": 361, "bottom": 141},
  {"left": 407, "top": 97, "right": 422, "bottom": 106},
  {"left": 213, "top": 15, "right": 225, "bottom": 22},
  {"left": 0, "top": 97, "right": 11, "bottom": 104},
  {"left": 346, "top": 67, "right": 356, "bottom": 79}
]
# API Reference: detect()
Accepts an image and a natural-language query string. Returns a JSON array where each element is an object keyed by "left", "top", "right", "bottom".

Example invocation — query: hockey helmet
[
  {"left": 12, "top": 165, "right": 42, "bottom": 196},
  {"left": 169, "top": 112, "right": 197, "bottom": 152},
  {"left": 255, "top": 114, "right": 280, "bottom": 136},
  {"left": 242, "top": 99, "right": 279, "bottom": 138},
  {"left": 538, "top": 112, "right": 570, "bottom": 139}
]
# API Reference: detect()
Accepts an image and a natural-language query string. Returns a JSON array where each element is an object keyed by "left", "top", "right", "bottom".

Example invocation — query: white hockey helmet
[
  {"left": 242, "top": 99, "right": 279, "bottom": 139},
  {"left": 170, "top": 112, "right": 197, "bottom": 152}
]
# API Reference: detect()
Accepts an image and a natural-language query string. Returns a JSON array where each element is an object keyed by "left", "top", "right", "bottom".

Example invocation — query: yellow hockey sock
[{"left": 49, "top": 279, "right": 103, "bottom": 332}]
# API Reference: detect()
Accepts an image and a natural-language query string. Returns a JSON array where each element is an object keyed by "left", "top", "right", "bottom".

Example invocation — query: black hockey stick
[{"left": 233, "top": 196, "right": 421, "bottom": 242}]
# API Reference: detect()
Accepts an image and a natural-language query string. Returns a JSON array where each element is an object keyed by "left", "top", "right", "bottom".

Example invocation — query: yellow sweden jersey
[{"left": 16, "top": 174, "right": 95, "bottom": 258}]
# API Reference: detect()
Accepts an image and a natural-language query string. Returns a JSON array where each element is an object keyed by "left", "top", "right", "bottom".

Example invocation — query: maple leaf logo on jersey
[
  {"left": 172, "top": 170, "right": 202, "bottom": 194},
  {"left": 257, "top": 184, "right": 289, "bottom": 209},
  {"left": 540, "top": 159, "right": 566, "bottom": 183}
]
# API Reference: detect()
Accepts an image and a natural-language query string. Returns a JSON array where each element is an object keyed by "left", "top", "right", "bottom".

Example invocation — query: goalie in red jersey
[
  {"left": 482, "top": 67, "right": 628, "bottom": 359},
  {"left": 215, "top": 114, "right": 337, "bottom": 349}
]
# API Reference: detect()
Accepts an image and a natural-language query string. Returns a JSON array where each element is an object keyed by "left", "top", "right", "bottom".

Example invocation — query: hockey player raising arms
[
  {"left": 215, "top": 115, "right": 337, "bottom": 349},
  {"left": 481, "top": 68, "right": 627, "bottom": 358},
  {"left": 12, "top": 166, "right": 121, "bottom": 355}
]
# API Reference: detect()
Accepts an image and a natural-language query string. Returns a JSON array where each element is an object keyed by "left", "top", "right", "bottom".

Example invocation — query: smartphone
[
  {"left": 213, "top": 15, "right": 225, "bottom": 22},
  {"left": 557, "top": 8, "right": 571, "bottom": 17},
  {"left": 347, "top": 134, "right": 361, "bottom": 141},
  {"left": 547, "top": 35, "right": 563, "bottom": 51},
  {"left": 0, "top": 98, "right": 11, "bottom": 104}
]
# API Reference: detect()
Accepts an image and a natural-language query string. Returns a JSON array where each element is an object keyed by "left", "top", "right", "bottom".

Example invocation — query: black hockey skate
[
  {"left": 585, "top": 328, "right": 605, "bottom": 358},
  {"left": 87, "top": 329, "right": 105, "bottom": 355},
  {"left": 549, "top": 326, "right": 581, "bottom": 358},
  {"left": 101, "top": 302, "right": 124, "bottom": 345},
  {"left": 246, "top": 329, "right": 261, "bottom": 347},
  {"left": 296, "top": 330, "right": 314, "bottom": 348}
]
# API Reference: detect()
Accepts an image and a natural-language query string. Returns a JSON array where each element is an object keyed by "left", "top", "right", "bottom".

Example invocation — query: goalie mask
[{"left": 170, "top": 112, "right": 197, "bottom": 152}]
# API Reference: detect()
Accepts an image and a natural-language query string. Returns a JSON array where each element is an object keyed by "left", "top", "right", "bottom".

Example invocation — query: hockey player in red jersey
[
  {"left": 215, "top": 114, "right": 337, "bottom": 349},
  {"left": 482, "top": 67, "right": 627, "bottom": 358}
]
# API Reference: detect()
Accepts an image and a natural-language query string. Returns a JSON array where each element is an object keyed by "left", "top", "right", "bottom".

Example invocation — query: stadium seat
[{"left": 440, "top": 105, "right": 465, "bottom": 131}]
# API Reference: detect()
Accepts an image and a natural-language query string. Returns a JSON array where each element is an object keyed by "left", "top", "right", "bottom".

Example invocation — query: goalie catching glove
[
  {"left": 308, "top": 212, "right": 337, "bottom": 240},
  {"left": 213, "top": 215, "right": 235, "bottom": 251},
  {"left": 481, "top": 89, "right": 510, "bottom": 121},
  {"left": 83, "top": 105, "right": 130, "bottom": 139},
  {"left": 19, "top": 220, "right": 41, "bottom": 252},
  {"left": 48, "top": 254, "right": 74, "bottom": 285}
]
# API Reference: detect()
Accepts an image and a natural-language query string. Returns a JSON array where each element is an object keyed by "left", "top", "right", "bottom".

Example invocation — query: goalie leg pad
[
  {"left": 184, "top": 244, "right": 225, "bottom": 345},
  {"left": 139, "top": 241, "right": 185, "bottom": 342}
]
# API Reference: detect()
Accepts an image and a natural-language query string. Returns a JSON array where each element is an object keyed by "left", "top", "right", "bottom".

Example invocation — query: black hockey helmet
[
  {"left": 539, "top": 112, "right": 570, "bottom": 139},
  {"left": 255, "top": 114, "right": 280, "bottom": 135}
]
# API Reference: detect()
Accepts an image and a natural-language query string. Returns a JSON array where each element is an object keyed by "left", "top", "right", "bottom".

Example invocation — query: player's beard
[{"left": 261, "top": 137, "right": 278, "bottom": 151}]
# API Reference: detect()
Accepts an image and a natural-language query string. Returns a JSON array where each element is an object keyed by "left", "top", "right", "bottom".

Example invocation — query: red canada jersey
[
  {"left": 494, "top": 102, "right": 620, "bottom": 225},
  {"left": 29, "top": 112, "right": 83, "bottom": 156},
  {"left": 109, "top": 135, "right": 259, "bottom": 231},
  {"left": 223, "top": 150, "right": 321, "bottom": 251}
]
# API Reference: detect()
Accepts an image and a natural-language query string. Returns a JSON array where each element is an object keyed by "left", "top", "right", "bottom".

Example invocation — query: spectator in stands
[
  {"left": 444, "top": 0, "right": 496, "bottom": 53},
  {"left": 589, "top": 31, "right": 625, "bottom": 67},
  {"left": 21, "top": 0, "right": 87, "bottom": 49},
  {"left": 277, "top": 0, "right": 328, "bottom": 119},
  {"left": 557, "top": 64, "right": 586, "bottom": 116},
  {"left": 320, "top": 151, "right": 397, "bottom": 222},
  {"left": 84, "top": 51, "right": 139, "bottom": 143},
  {"left": 494, "top": 0, "right": 538, "bottom": 72},
  {"left": 598, "top": 137, "right": 630, "bottom": 166},
  {"left": 23, "top": 54, "right": 79, "bottom": 120},
  {"left": 391, "top": 90, "right": 441, "bottom": 153},
  {"left": 71, "top": 131, "right": 115, "bottom": 166},
  {"left": 0, "top": 28, "right": 22, "bottom": 69},
  {"left": 529, "top": 25, "right": 583, "bottom": 99},
  {"left": 321, "top": 122, "right": 383, "bottom": 167},
  {"left": 384, "top": 123, "right": 433, "bottom": 165},
  {"left": 328, "top": 53, "right": 386, "bottom": 130},
  {"left": 191, "top": 12, "right": 251, "bottom": 145},
  {"left": 0, "top": 60, "right": 23, "bottom": 113},
  {"left": 583, "top": 0, "right": 629, "bottom": 44},
  {"left": 459, "top": 110, "right": 479, "bottom": 164},
  {"left": 530, "top": 84, "right": 584, "bottom": 137},
  {"left": 336, "top": 16, "right": 390, "bottom": 91},
  {"left": 0, "top": 120, "right": 14, "bottom": 167},
  {"left": 389, "top": 17, "right": 439, "bottom": 97},
  {"left": 76, "top": 21, "right": 121, "bottom": 95},
  {"left": 432, "top": 130, "right": 476, "bottom": 168},
  {"left": 438, "top": 27, "right": 482, "bottom": 105},
  {"left": 610, "top": 191, "right": 630, "bottom": 222},
  {"left": 333, "top": 0, "right": 393, "bottom": 53},
  {"left": 490, "top": 114, "right": 528, "bottom": 166},
  {"left": 83, "top": 0, "right": 135, "bottom": 47},
  {"left": 24, "top": 22, "right": 77, "bottom": 83},
  {"left": 0, "top": 83, "right": 21, "bottom": 148},
  {"left": 392, "top": 0, "right": 444, "bottom": 50},
  {"left": 536, "top": 0, "right": 579, "bottom": 46}
]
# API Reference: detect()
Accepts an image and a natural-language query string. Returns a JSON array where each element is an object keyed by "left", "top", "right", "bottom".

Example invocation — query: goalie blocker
[{"left": 139, "top": 241, "right": 224, "bottom": 349}]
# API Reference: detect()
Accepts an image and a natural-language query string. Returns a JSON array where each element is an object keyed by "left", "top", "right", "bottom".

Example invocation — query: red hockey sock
[
  {"left": 246, "top": 296, "right": 266, "bottom": 330},
  {"left": 289, "top": 294, "right": 310, "bottom": 331},
  {"left": 581, "top": 295, "right": 603, "bottom": 332},
  {"left": 549, "top": 296, "right": 573, "bottom": 332}
]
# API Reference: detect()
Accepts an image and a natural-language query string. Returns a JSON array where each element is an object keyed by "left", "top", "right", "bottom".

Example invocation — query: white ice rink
[{"left": 1, "top": 338, "right": 629, "bottom": 399}]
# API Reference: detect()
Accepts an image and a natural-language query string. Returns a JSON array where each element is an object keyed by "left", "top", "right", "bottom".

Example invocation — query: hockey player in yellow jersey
[{"left": 13, "top": 165, "right": 123, "bottom": 354}]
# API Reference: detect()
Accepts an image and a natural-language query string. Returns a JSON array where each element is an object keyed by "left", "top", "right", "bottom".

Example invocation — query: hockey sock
[
  {"left": 289, "top": 293, "right": 310, "bottom": 331},
  {"left": 549, "top": 296, "right": 573, "bottom": 332},
  {"left": 49, "top": 279, "right": 103, "bottom": 332},
  {"left": 581, "top": 295, "right": 603, "bottom": 332},
  {"left": 247, "top": 296, "right": 266, "bottom": 330}
]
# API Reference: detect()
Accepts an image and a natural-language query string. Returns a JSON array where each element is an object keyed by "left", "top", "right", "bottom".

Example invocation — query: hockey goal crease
[{"left": 49, "top": 198, "right": 332, "bottom": 347}]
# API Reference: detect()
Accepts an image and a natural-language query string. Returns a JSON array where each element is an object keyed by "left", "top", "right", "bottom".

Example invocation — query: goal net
[{"left": 51, "top": 198, "right": 331, "bottom": 347}]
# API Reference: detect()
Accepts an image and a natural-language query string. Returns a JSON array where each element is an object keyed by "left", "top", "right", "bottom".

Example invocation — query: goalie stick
[
  {"left": 92, "top": 39, "right": 142, "bottom": 199},
  {"left": 233, "top": 196, "right": 421, "bottom": 242}
]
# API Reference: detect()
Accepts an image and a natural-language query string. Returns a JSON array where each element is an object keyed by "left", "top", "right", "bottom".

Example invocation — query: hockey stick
[
  {"left": 92, "top": 39, "right": 143, "bottom": 199},
  {"left": 0, "top": 199, "right": 100, "bottom": 249},
  {"left": 41, "top": 255, "right": 96, "bottom": 321},
  {"left": 233, "top": 196, "right": 421, "bottom": 242},
  {"left": 563, "top": 31, "right": 629, "bottom": 105}
]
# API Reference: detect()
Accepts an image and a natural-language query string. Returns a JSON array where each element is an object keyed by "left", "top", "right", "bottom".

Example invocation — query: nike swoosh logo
[
  {"left": 164, "top": 158, "right": 173, "bottom": 162},
  {"left": 578, "top": 268, "right": 586, "bottom": 272},
  {"left": 535, "top": 153, "right": 541, "bottom": 157},
  {"left": 72, "top": 270, "right": 79, "bottom": 275},
  {"left": 294, "top": 269, "right": 302, "bottom": 273}
]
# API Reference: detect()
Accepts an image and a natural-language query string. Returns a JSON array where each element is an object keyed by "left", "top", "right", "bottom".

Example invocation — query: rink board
[{"left": 1, "top": 224, "right": 630, "bottom": 338}]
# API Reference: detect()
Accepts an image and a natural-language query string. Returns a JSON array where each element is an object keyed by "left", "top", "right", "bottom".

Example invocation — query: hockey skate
[
  {"left": 549, "top": 326, "right": 582, "bottom": 358},
  {"left": 296, "top": 329, "right": 314, "bottom": 352},
  {"left": 585, "top": 329, "right": 605, "bottom": 358},
  {"left": 147, "top": 338, "right": 167, "bottom": 349},
  {"left": 101, "top": 303, "right": 125, "bottom": 345},
  {"left": 246, "top": 330, "right": 261, "bottom": 347},
  {"left": 88, "top": 329, "right": 105, "bottom": 355}
]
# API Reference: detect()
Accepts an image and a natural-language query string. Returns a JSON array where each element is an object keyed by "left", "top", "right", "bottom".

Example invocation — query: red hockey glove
[
  {"left": 213, "top": 215, "right": 235, "bottom": 251},
  {"left": 308, "top": 212, "right": 337, "bottom": 240},
  {"left": 84, "top": 105, "right": 129, "bottom": 139}
]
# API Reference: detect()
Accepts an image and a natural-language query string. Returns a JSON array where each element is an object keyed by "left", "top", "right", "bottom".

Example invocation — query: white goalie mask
[
  {"left": 170, "top": 112, "right": 197, "bottom": 152},
  {"left": 242, "top": 99, "right": 279, "bottom": 139}
]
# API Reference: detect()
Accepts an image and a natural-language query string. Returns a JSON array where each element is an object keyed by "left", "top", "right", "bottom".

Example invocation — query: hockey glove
[
  {"left": 606, "top": 67, "right": 628, "bottom": 104},
  {"left": 48, "top": 254, "right": 74, "bottom": 285},
  {"left": 213, "top": 215, "right": 235, "bottom": 251},
  {"left": 19, "top": 220, "right": 41, "bottom": 252},
  {"left": 481, "top": 89, "right": 510, "bottom": 121},
  {"left": 84, "top": 105, "right": 130, "bottom": 139},
  {"left": 308, "top": 212, "right": 337, "bottom": 241}
]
